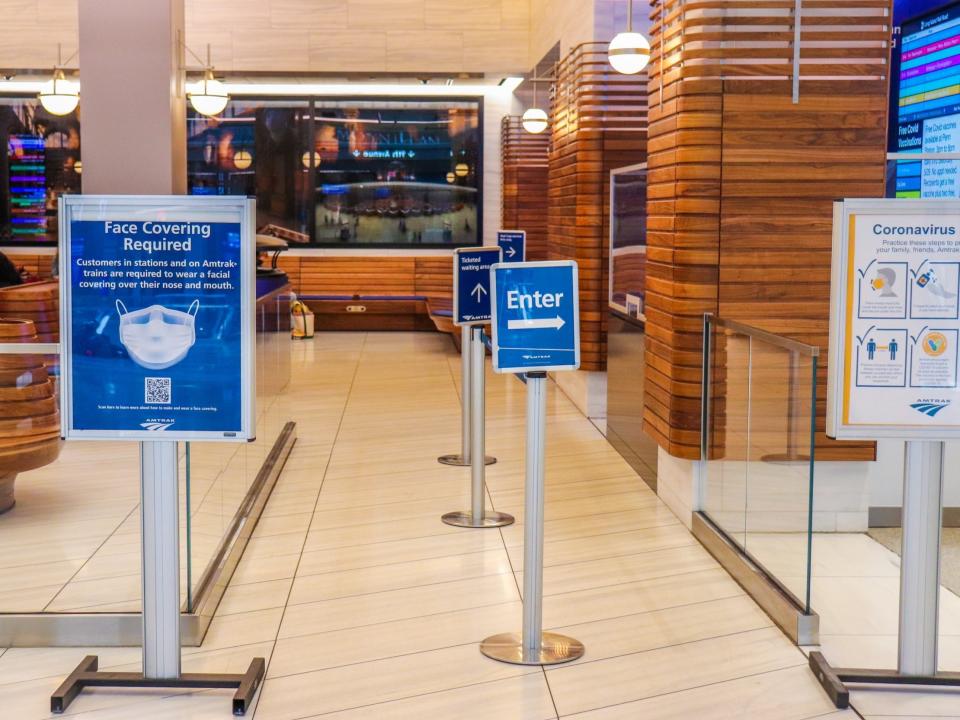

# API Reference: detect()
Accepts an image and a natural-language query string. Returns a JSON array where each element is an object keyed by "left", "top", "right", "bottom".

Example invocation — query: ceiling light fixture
[
  {"left": 233, "top": 149, "right": 252, "bottom": 170},
  {"left": 38, "top": 44, "right": 79, "bottom": 116},
  {"left": 608, "top": 0, "right": 651, "bottom": 75},
  {"left": 521, "top": 69, "right": 550, "bottom": 135},
  {"left": 187, "top": 44, "right": 229, "bottom": 117}
]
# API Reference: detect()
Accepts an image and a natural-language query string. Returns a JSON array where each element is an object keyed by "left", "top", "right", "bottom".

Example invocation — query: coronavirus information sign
[
  {"left": 828, "top": 198, "right": 960, "bottom": 440},
  {"left": 59, "top": 195, "right": 255, "bottom": 441}
]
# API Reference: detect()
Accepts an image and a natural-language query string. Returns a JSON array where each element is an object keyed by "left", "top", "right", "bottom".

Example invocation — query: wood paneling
[
  {"left": 1, "top": 253, "right": 55, "bottom": 280},
  {"left": 548, "top": 42, "right": 648, "bottom": 371},
  {"left": 646, "top": 0, "right": 890, "bottom": 461},
  {"left": 501, "top": 116, "right": 549, "bottom": 261}
]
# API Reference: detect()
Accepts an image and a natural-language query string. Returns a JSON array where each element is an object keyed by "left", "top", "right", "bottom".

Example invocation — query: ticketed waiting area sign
[
  {"left": 59, "top": 195, "right": 256, "bottom": 441},
  {"left": 490, "top": 260, "right": 579, "bottom": 373},
  {"left": 454, "top": 246, "right": 501, "bottom": 325},
  {"left": 828, "top": 199, "right": 960, "bottom": 440}
]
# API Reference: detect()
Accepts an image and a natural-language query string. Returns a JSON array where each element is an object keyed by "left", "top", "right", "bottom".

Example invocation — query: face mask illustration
[{"left": 116, "top": 299, "right": 199, "bottom": 370}]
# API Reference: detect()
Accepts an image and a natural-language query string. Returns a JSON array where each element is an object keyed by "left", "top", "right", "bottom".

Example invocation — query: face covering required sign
[{"left": 61, "top": 197, "right": 254, "bottom": 440}]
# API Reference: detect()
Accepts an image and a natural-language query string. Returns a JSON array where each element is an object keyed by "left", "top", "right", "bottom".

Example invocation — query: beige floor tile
[
  {"left": 278, "top": 573, "right": 520, "bottom": 638},
  {"left": 288, "top": 548, "right": 514, "bottom": 604},
  {"left": 560, "top": 665, "right": 846, "bottom": 720},
  {"left": 546, "top": 627, "right": 805, "bottom": 716},
  {"left": 216, "top": 578, "right": 293, "bottom": 616},
  {"left": 268, "top": 600, "right": 521, "bottom": 678},
  {"left": 255, "top": 644, "right": 537, "bottom": 720},
  {"left": 298, "top": 674, "right": 557, "bottom": 720}
]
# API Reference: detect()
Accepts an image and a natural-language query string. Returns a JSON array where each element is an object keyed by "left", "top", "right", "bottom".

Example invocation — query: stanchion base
[
  {"left": 480, "top": 632, "right": 584, "bottom": 665},
  {"left": 437, "top": 454, "right": 496, "bottom": 467},
  {"left": 809, "top": 651, "right": 960, "bottom": 709},
  {"left": 50, "top": 655, "right": 266, "bottom": 715},
  {"left": 441, "top": 510, "right": 514, "bottom": 528}
]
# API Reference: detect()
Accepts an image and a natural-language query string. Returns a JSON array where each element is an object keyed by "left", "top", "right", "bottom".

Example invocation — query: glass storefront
[{"left": 187, "top": 97, "right": 483, "bottom": 248}]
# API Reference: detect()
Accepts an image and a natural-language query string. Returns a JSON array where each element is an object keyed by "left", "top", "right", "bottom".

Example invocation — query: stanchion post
[
  {"left": 140, "top": 440, "right": 182, "bottom": 679},
  {"left": 441, "top": 328, "right": 513, "bottom": 529},
  {"left": 439, "top": 326, "right": 496, "bottom": 467},
  {"left": 899, "top": 440, "right": 944, "bottom": 676},
  {"left": 480, "top": 372, "right": 584, "bottom": 664}
]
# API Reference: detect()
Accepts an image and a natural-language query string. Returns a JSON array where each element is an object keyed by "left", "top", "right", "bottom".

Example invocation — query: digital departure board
[{"left": 893, "top": 1, "right": 960, "bottom": 198}]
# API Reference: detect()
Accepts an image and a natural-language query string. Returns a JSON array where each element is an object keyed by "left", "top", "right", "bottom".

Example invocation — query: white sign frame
[
  {"left": 59, "top": 195, "right": 256, "bottom": 442},
  {"left": 490, "top": 259, "right": 581, "bottom": 374},
  {"left": 828, "top": 198, "right": 960, "bottom": 440}
]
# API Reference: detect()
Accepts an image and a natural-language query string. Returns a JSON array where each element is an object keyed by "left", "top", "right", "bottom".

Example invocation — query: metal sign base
[
  {"left": 810, "top": 440, "right": 960, "bottom": 708},
  {"left": 480, "top": 632, "right": 584, "bottom": 666},
  {"left": 809, "top": 652, "right": 960, "bottom": 710},
  {"left": 437, "top": 453, "right": 496, "bottom": 467},
  {"left": 49, "top": 441, "right": 266, "bottom": 715},
  {"left": 51, "top": 655, "right": 265, "bottom": 715},
  {"left": 441, "top": 510, "right": 514, "bottom": 528}
]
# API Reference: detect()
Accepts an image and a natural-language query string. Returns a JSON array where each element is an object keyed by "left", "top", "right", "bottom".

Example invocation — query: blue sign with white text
[
  {"left": 68, "top": 219, "right": 244, "bottom": 435},
  {"left": 491, "top": 261, "right": 580, "bottom": 373},
  {"left": 454, "top": 246, "right": 501, "bottom": 325},
  {"left": 497, "top": 230, "right": 526, "bottom": 263}
]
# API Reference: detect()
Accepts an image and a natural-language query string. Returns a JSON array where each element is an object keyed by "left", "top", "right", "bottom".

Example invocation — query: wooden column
[
  {"left": 646, "top": 0, "right": 891, "bottom": 461},
  {"left": 548, "top": 43, "right": 649, "bottom": 371},
  {"left": 501, "top": 116, "right": 550, "bottom": 260}
]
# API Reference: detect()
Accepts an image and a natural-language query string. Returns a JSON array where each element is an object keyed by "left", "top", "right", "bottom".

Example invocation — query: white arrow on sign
[
  {"left": 505, "top": 246, "right": 517, "bottom": 258},
  {"left": 508, "top": 316, "right": 565, "bottom": 330},
  {"left": 471, "top": 283, "right": 488, "bottom": 302}
]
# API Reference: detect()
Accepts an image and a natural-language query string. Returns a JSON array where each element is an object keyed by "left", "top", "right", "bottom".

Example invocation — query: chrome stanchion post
[
  {"left": 140, "top": 440, "right": 181, "bottom": 679},
  {"left": 439, "top": 325, "right": 495, "bottom": 466},
  {"left": 442, "top": 328, "right": 513, "bottom": 529},
  {"left": 480, "top": 372, "right": 584, "bottom": 664},
  {"left": 899, "top": 440, "right": 944, "bottom": 676}
]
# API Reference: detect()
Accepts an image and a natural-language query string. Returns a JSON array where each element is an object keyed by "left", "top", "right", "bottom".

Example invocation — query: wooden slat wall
[
  {"left": 276, "top": 255, "right": 452, "bottom": 299},
  {"left": 501, "top": 115, "right": 550, "bottom": 260},
  {"left": 549, "top": 43, "right": 648, "bottom": 371},
  {"left": 647, "top": 0, "right": 890, "bottom": 460},
  {"left": 2, "top": 252, "right": 56, "bottom": 279}
]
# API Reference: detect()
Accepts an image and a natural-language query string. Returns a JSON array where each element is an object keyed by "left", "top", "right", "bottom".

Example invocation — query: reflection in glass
[{"left": 0, "top": 98, "right": 81, "bottom": 245}]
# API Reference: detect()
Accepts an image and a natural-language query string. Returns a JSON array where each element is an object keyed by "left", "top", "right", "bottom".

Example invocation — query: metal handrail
[{"left": 706, "top": 315, "right": 819, "bottom": 357}]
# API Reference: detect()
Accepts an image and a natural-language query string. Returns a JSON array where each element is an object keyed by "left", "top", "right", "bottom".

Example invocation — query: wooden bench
[{"left": 277, "top": 255, "right": 455, "bottom": 335}]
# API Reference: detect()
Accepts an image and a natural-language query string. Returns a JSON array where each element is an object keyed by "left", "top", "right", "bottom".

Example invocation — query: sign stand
[
  {"left": 438, "top": 325, "right": 495, "bottom": 467},
  {"left": 51, "top": 441, "right": 265, "bottom": 714},
  {"left": 813, "top": 199, "right": 960, "bottom": 707},
  {"left": 810, "top": 438, "right": 958, "bottom": 706},
  {"left": 442, "top": 327, "right": 514, "bottom": 528},
  {"left": 482, "top": 260, "right": 583, "bottom": 665},
  {"left": 51, "top": 195, "right": 265, "bottom": 714},
  {"left": 480, "top": 371, "right": 584, "bottom": 664}
]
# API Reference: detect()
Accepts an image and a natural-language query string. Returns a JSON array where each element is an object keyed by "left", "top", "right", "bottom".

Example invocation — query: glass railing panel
[
  {"left": 703, "top": 324, "right": 751, "bottom": 549},
  {"left": 702, "top": 315, "right": 818, "bottom": 617},
  {"left": 186, "top": 294, "right": 292, "bottom": 605},
  {"left": 741, "top": 342, "right": 817, "bottom": 614}
]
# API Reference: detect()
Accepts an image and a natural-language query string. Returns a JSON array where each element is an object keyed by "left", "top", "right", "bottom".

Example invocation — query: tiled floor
[{"left": 0, "top": 331, "right": 928, "bottom": 718}]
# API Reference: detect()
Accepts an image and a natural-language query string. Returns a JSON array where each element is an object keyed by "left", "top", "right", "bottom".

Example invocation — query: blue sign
[
  {"left": 497, "top": 230, "right": 526, "bottom": 263},
  {"left": 454, "top": 246, "right": 502, "bottom": 325},
  {"left": 491, "top": 261, "right": 580, "bottom": 373},
  {"left": 60, "top": 196, "right": 255, "bottom": 440}
]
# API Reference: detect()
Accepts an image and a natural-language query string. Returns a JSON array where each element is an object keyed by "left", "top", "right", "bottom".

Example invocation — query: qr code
[{"left": 145, "top": 377, "right": 171, "bottom": 405}]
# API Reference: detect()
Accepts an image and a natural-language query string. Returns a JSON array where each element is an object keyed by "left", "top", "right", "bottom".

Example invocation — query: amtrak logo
[
  {"left": 910, "top": 399, "right": 950, "bottom": 417},
  {"left": 140, "top": 421, "right": 174, "bottom": 431}
]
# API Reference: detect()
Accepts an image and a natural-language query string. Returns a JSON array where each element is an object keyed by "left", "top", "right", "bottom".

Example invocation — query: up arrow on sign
[{"left": 472, "top": 283, "right": 487, "bottom": 302}]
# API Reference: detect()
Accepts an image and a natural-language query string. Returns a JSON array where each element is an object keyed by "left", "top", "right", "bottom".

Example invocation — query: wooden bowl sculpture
[{"left": 0, "top": 318, "right": 62, "bottom": 513}]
